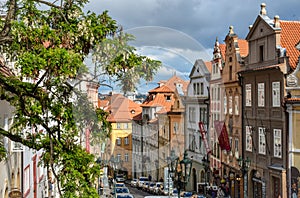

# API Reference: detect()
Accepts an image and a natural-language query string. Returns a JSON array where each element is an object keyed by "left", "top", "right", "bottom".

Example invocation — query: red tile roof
[
  {"left": 219, "top": 43, "right": 226, "bottom": 60},
  {"left": 237, "top": 39, "right": 249, "bottom": 57},
  {"left": 205, "top": 61, "right": 212, "bottom": 73},
  {"left": 280, "top": 20, "right": 300, "bottom": 70},
  {"left": 141, "top": 75, "right": 188, "bottom": 114},
  {"left": 149, "top": 75, "right": 189, "bottom": 94},
  {"left": 102, "top": 94, "right": 142, "bottom": 122}
]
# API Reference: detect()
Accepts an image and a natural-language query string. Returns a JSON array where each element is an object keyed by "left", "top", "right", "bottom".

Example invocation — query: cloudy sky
[{"left": 85, "top": 0, "right": 300, "bottom": 93}]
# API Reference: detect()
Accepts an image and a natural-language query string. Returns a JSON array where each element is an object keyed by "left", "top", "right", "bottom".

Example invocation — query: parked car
[
  {"left": 115, "top": 183, "right": 126, "bottom": 187},
  {"left": 148, "top": 182, "right": 156, "bottom": 193},
  {"left": 137, "top": 176, "right": 148, "bottom": 189},
  {"left": 116, "top": 174, "right": 126, "bottom": 183},
  {"left": 116, "top": 193, "right": 135, "bottom": 198},
  {"left": 153, "top": 182, "right": 163, "bottom": 195},
  {"left": 130, "top": 178, "right": 138, "bottom": 187},
  {"left": 142, "top": 181, "right": 150, "bottom": 191},
  {"left": 181, "top": 191, "right": 193, "bottom": 197},
  {"left": 114, "top": 187, "right": 130, "bottom": 197}
]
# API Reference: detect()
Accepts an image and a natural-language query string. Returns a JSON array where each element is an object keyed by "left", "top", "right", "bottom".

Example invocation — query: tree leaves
[{"left": 0, "top": 0, "right": 160, "bottom": 197}]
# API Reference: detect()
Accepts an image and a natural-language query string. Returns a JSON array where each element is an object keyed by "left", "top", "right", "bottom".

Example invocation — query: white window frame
[
  {"left": 246, "top": 126, "right": 252, "bottom": 152},
  {"left": 235, "top": 95, "right": 239, "bottom": 115},
  {"left": 258, "top": 83, "right": 265, "bottom": 107},
  {"left": 235, "top": 138, "right": 239, "bottom": 155},
  {"left": 258, "top": 127, "right": 266, "bottom": 155},
  {"left": 116, "top": 138, "right": 121, "bottom": 146},
  {"left": 272, "top": 82, "right": 280, "bottom": 107},
  {"left": 125, "top": 153, "right": 129, "bottom": 162},
  {"left": 124, "top": 123, "right": 128, "bottom": 129},
  {"left": 229, "top": 95, "right": 233, "bottom": 115},
  {"left": 116, "top": 123, "right": 121, "bottom": 129},
  {"left": 124, "top": 137, "right": 129, "bottom": 145},
  {"left": 246, "top": 84, "right": 252, "bottom": 107},
  {"left": 189, "top": 107, "right": 196, "bottom": 122},
  {"left": 117, "top": 154, "right": 121, "bottom": 162},
  {"left": 224, "top": 96, "right": 227, "bottom": 114},
  {"left": 274, "top": 129, "right": 282, "bottom": 158}
]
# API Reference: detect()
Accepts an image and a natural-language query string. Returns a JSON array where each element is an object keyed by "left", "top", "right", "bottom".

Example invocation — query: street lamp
[
  {"left": 238, "top": 157, "right": 251, "bottom": 198},
  {"left": 202, "top": 156, "right": 210, "bottom": 195},
  {"left": 168, "top": 150, "right": 192, "bottom": 198},
  {"left": 167, "top": 150, "right": 179, "bottom": 196}
]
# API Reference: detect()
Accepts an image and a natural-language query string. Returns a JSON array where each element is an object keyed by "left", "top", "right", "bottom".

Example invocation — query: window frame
[
  {"left": 273, "top": 129, "right": 282, "bottom": 158},
  {"left": 258, "top": 127, "right": 266, "bottom": 155}
]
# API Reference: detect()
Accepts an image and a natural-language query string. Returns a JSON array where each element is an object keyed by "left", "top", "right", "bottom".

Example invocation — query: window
[
  {"left": 124, "top": 137, "right": 129, "bottom": 145},
  {"left": 166, "top": 95, "right": 171, "bottom": 101},
  {"left": 246, "top": 126, "right": 252, "bottom": 152},
  {"left": 116, "top": 123, "right": 121, "bottom": 129},
  {"left": 197, "top": 83, "right": 200, "bottom": 95},
  {"left": 193, "top": 83, "right": 196, "bottom": 95},
  {"left": 125, "top": 153, "right": 129, "bottom": 162},
  {"left": 116, "top": 138, "right": 121, "bottom": 146},
  {"left": 117, "top": 154, "right": 121, "bottom": 162},
  {"left": 189, "top": 107, "right": 196, "bottom": 122},
  {"left": 200, "top": 83, "right": 204, "bottom": 95},
  {"left": 272, "top": 82, "right": 280, "bottom": 107},
  {"left": 258, "top": 127, "right": 266, "bottom": 155},
  {"left": 228, "top": 96, "right": 233, "bottom": 115},
  {"left": 235, "top": 138, "right": 239, "bottom": 153},
  {"left": 259, "top": 45, "right": 264, "bottom": 62},
  {"left": 189, "top": 134, "right": 196, "bottom": 151},
  {"left": 229, "top": 66, "right": 232, "bottom": 80},
  {"left": 274, "top": 129, "right": 282, "bottom": 158},
  {"left": 199, "top": 107, "right": 207, "bottom": 125},
  {"left": 246, "top": 84, "right": 252, "bottom": 106},
  {"left": 258, "top": 83, "right": 265, "bottom": 107},
  {"left": 234, "top": 95, "right": 239, "bottom": 115},
  {"left": 173, "top": 122, "right": 179, "bottom": 134},
  {"left": 224, "top": 96, "right": 227, "bottom": 114}
]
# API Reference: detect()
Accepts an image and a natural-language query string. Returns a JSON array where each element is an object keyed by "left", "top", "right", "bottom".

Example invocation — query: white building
[{"left": 184, "top": 59, "right": 211, "bottom": 192}]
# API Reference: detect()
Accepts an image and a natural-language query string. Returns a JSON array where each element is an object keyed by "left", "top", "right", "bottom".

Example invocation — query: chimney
[
  {"left": 260, "top": 3, "right": 267, "bottom": 16},
  {"left": 274, "top": 15, "right": 280, "bottom": 28}
]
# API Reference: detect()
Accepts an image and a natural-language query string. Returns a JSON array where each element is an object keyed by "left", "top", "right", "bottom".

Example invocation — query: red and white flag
[{"left": 199, "top": 121, "right": 211, "bottom": 154}]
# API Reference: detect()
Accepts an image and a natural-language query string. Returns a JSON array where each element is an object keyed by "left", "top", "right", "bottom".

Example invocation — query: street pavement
[{"left": 126, "top": 182, "right": 152, "bottom": 198}]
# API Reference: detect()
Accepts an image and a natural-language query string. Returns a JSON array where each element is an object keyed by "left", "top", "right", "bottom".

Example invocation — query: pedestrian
[
  {"left": 159, "top": 177, "right": 164, "bottom": 182},
  {"left": 148, "top": 174, "right": 152, "bottom": 181}
]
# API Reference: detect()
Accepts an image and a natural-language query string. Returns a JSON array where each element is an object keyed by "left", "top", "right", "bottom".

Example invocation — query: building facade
[
  {"left": 221, "top": 26, "right": 248, "bottom": 198},
  {"left": 184, "top": 59, "right": 211, "bottom": 193},
  {"left": 209, "top": 38, "right": 226, "bottom": 186},
  {"left": 239, "top": 3, "right": 300, "bottom": 198},
  {"left": 286, "top": 42, "right": 300, "bottom": 198}
]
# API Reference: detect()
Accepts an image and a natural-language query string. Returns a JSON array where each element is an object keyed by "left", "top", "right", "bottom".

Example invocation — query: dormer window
[{"left": 166, "top": 95, "right": 171, "bottom": 101}]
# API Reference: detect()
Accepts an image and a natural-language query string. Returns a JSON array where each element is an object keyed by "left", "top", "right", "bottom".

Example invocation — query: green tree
[{"left": 0, "top": 0, "right": 161, "bottom": 197}]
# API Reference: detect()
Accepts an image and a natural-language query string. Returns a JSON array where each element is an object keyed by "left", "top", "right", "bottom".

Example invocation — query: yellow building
[
  {"left": 286, "top": 42, "right": 300, "bottom": 198},
  {"left": 101, "top": 94, "right": 142, "bottom": 179}
]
